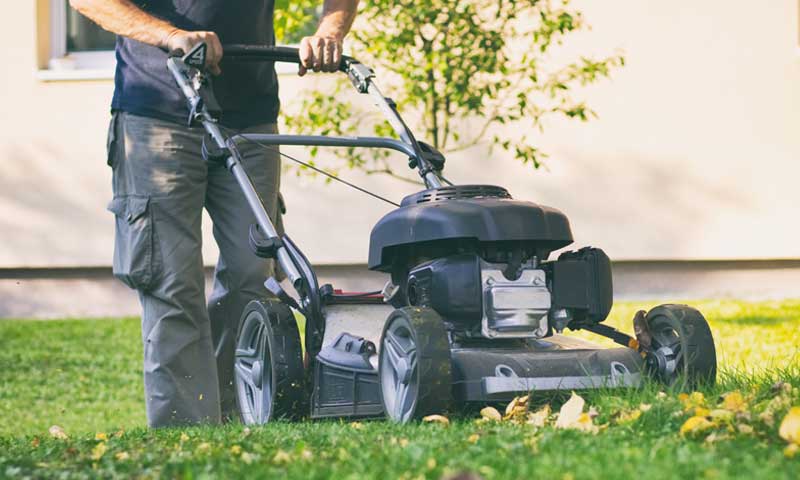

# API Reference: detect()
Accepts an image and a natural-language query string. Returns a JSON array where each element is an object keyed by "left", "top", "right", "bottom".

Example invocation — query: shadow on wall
[
  {"left": 0, "top": 141, "right": 112, "bottom": 266},
  {"left": 465, "top": 146, "right": 758, "bottom": 259}
]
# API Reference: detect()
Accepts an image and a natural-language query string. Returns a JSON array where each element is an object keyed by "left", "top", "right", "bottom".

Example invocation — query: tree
[{"left": 279, "top": 0, "right": 624, "bottom": 181}]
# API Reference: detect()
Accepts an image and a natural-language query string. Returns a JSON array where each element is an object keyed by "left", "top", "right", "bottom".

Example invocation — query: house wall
[{"left": 0, "top": 1, "right": 798, "bottom": 269}]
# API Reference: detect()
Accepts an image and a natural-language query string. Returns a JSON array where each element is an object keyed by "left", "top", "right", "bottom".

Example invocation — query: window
[{"left": 41, "top": 0, "right": 117, "bottom": 79}]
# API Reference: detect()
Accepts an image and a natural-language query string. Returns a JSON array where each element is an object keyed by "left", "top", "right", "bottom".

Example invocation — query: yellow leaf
[
  {"left": 94, "top": 432, "right": 108, "bottom": 441},
  {"left": 616, "top": 409, "right": 642, "bottom": 424},
  {"left": 575, "top": 412, "right": 598, "bottom": 433},
  {"left": 680, "top": 416, "right": 714, "bottom": 436},
  {"left": 480, "top": 406, "right": 502, "bottom": 422},
  {"left": 694, "top": 407, "right": 711, "bottom": 417},
  {"left": 426, "top": 458, "right": 437, "bottom": 469},
  {"left": 467, "top": 434, "right": 480, "bottom": 444},
  {"left": 778, "top": 406, "right": 800, "bottom": 445},
  {"left": 504, "top": 395, "right": 529, "bottom": 417},
  {"left": 180, "top": 432, "right": 190, "bottom": 442},
  {"left": 737, "top": 424, "right": 754, "bottom": 434},
  {"left": 196, "top": 442, "right": 211, "bottom": 454},
  {"left": 198, "top": 394, "right": 204, "bottom": 401},
  {"left": 48, "top": 425, "right": 68, "bottom": 440},
  {"left": 527, "top": 404, "right": 551, "bottom": 428},
  {"left": 555, "top": 392, "right": 585, "bottom": 429},
  {"left": 114, "top": 451, "right": 130, "bottom": 461},
  {"left": 784, "top": 443, "right": 799, "bottom": 458},
  {"left": 704, "top": 432, "right": 730, "bottom": 444},
  {"left": 709, "top": 409, "right": 734, "bottom": 423},
  {"left": 272, "top": 449, "right": 291, "bottom": 464},
  {"left": 639, "top": 403, "right": 652, "bottom": 412},
  {"left": 398, "top": 438, "right": 409, "bottom": 447},
  {"left": 91, "top": 442, "right": 107, "bottom": 461},
  {"left": 350, "top": 421, "right": 363, "bottom": 430},
  {"left": 423, "top": 414, "right": 450, "bottom": 425},
  {"left": 230, "top": 445, "right": 242, "bottom": 456},
  {"left": 656, "top": 391, "right": 668, "bottom": 400},
  {"left": 720, "top": 391, "right": 747, "bottom": 412},
  {"left": 241, "top": 451, "right": 255, "bottom": 464},
  {"left": 299, "top": 448, "right": 313, "bottom": 461}
]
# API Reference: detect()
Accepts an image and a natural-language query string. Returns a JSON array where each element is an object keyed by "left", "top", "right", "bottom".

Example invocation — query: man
[{"left": 70, "top": 0, "right": 359, "bottom": 427}]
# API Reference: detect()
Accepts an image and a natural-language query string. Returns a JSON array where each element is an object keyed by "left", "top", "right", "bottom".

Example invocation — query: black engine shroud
[{"left": 368, "top": 185, "right": 574, "bottom": 272}]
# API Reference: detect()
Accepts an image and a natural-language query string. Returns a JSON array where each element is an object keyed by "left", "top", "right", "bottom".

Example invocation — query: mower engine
[{"left": 405, "top": 247, "right": 612, "bottom": 339}]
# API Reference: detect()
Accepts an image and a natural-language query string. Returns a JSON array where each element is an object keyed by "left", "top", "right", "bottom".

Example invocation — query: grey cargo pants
[{"left": 106, "top": 112, "right": 282, "bottom": 427}]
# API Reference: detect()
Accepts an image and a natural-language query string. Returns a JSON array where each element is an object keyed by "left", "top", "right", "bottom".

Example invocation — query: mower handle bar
[{"left": 222, "top": 45, "right": 356, "bottom": 73}]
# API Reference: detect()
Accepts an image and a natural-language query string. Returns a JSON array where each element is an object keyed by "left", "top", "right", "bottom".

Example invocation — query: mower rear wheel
[
  {"left": 644, "top": 304, "right": 717, "bottom": 387},
  {"left": 234, "top": 300, "right": 304, "bottom": 424},
  {"left": 379, "top": 307, "right": 453, "bottom": 423}
]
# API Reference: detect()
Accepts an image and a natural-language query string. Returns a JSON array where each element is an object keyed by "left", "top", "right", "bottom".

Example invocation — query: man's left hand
[{"left": 298, "top": 35, "right": 343, "bottom": 76}]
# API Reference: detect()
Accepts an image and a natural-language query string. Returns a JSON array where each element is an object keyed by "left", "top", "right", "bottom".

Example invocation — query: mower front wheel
[
  {"left": 644, "top": 304, "right": 717, "bottom": 388},
  {"left": 234, "top": 300, "right": 305, "bottom": 424},
  {"left": 379, "top": 307, "right": 453, "bottom": 423}
]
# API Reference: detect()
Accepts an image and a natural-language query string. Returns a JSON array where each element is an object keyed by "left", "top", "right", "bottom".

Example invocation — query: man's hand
[
  {"left": 163, "top": 29, "right": 224, "bottom": 75},
  {"left": 298, "top": 35, "right": 343, "bottom": 76}
]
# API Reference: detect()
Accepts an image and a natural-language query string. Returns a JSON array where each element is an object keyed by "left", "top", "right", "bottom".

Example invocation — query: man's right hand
[{"left": 162, "top": 29, "right": 223, "bottom": 75}]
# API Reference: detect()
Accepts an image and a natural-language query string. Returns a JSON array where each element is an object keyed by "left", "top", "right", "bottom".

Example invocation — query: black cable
[{"left": 224, "top": 127, "right": 402, "bottom": 207}]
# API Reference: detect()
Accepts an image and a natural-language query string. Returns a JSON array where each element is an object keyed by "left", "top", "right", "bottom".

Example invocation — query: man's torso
[{"left": 112, "top": 0, "right": 279, "bottom": 128}]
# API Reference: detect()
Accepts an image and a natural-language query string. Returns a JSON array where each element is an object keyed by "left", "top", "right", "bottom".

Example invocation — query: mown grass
[{"left": 0, "top": 300, "right": 799, "bottom": 479}]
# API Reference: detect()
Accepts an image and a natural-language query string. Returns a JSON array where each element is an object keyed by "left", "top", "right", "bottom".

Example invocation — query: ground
[{"left": 0, "top": 300, "right": 798, "bottom": 479}]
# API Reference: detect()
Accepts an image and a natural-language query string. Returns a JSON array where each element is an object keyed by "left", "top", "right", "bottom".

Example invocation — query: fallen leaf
[
  {"left": 30, "top": 437, "right": 40, "bottom": 448},
  {"left": 114, "top": 451, "right": 130, "bottom": 461},
  {"left": 350, "top": 421, "right": 363, "bottom": 430},
  {"left": 720, "top": 391, "right": 747, "bottom": 412},
  {"left": 504, "top": 395, "right": 529, "bottom": 420},
  {"left": 737, "top": 424, "right": 754, "bottom": 434},
  {"left": 423, "top": 414, "right": 450, "bottom": 425},
  {"left": 272, "top": 449, "right": 291, "bottom": 464},
  {"left": 656, "top": 391, "right": 668, "bottom": 400},
  {"left": 639, "top": 403, "right": 652, "bottom": 412},
  {"left": 48, "top": 426, "right": 68, "bottom": 440},
  {"left": 427, "top": 458, "right": 437, "bottom": 469},
  {"left": 704, "top": 432, "right": 730, "bottom": 444},
  {"left": 198, "top": 394, "right": 204, "bottom": 401},
  {"left": 527, "top": 404, "right": 551, "bottom": 428},
  {"left": 91, "top": 442, "right": 107, "bottom": 461},
  {"left": 555, "top": 392, "right": 585, "bottom": 429},
  {"left": 709, "top": 409, "right": 734, "bottom": 423},
  {"left": 242, "top": 427, "right": 252, "bottom": 437},
  {"left": 480, "top": 407, "right": 502, "bottom": 422},
  {"left": 299, "top": 448, "right": 313, "bottom": 461},
  {"left": 180, "top": 432, "right": 190, "bottom": 442},
  {"left": 784, "top": 443, "right": 799, "bottom": 458},
  {"left": 241, "top": 451, "right": 255, "bottom": 464},
  {"left": 616, "top": 409, "right": 642, "bottom": 424},
  {"left": 399, "top": 438, "right": 409, "bottom": 447},
  {"left": 230, "top": 445, "right": 242, "bottom": 456},
  {"left": 680, "top": 416, "right": 714, "bottom": 436},
  {"left": 467, "top": 434, "right": 480, "bottom": 444},
  {"left": 196, "top": 442, "right": 211, "bottom": 454},
  {"left": 94, "top": 432, "right": 108, "bottom": 441},
  {"left": 778, "top": 407, "right": 800, "bottom": 445},
  {"left": 694, "top": 407, "right": 711, "bottom": 417}
]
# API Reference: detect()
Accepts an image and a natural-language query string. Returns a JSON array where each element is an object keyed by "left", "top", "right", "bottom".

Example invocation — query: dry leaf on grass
[
  {"left": 467, "top": 433, "right": 480, "bottom": 444},
  {"left": 272, "top": 449, "right": 291, "bottom": 464},
  {"left": 480, "top": 407, "right": 502, "bottom": 422},
  {"left": 91, "top": 442, "right": 107, "bottom": 461},
  {"left": 555, "top": 392, "right": 598, "bottom": 433},
  {"left": 784, "top": 443, "right": 799, "bottom": 458},
  {"left": 423, "top": 414, "right": 450, "bottom": 425},
  {"left": 527, "top": 404, "right": 551, "bottom": 428},
  {"left": 680, "top": 416, "right": 714, "bottom": 436},
  {"left": 48, "top": 425, "right": 68, "bottom": 440},
  {"left": 114, "top": 451, "right": 130, "bottom": 461},
  {"left": 778, "top": 407, "right": 800, "bottom": 445},
  {"left": 504, "top": 395, "right": 529, "bottom": 421},
  {"left": 720, "top": 391, "right": 747, "bottom": 412}
]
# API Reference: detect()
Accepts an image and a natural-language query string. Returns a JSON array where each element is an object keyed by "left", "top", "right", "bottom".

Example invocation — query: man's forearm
[
  {"left": 69, "top": 0, "right": 177, "bottom": 48},
  {"left": 316, "top": 0, "right": 359, "bottom": 40}
]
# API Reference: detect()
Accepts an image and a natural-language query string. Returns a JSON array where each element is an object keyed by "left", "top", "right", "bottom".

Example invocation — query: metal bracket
[{"left": 347, "top": 62, "right": 375, "bottom": 93}]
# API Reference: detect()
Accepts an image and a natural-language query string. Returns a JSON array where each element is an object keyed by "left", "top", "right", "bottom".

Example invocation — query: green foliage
[
  {"left": 274, "top": 0, "right": 321, "bottom": 44},
  {"left": 282, "top": 0, "right": 624, "bottom": 177}
]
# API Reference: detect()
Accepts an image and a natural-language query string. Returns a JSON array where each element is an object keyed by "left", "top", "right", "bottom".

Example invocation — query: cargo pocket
[
  {"left": 107, "top": 195, "right": 158, "bottom": 291},
  {"left": 106, "top": 113, "right": 120, "bottom": 167}
]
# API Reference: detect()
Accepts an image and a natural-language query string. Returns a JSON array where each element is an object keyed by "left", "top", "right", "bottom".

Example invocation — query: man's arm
[
  {"left": 68, "top": 0, "right": 224, "bottom": 74},
  {"left": 298, "top": 0, "right": 359, "bottom": 76}
]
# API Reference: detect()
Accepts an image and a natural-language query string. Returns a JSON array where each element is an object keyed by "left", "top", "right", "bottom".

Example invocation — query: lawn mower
[{"left": 167, "top": 43, "right": 717, "bottom": 424}]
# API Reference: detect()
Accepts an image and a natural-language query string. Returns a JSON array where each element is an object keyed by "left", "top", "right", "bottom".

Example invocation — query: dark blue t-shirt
[{"left": 112, "top": 0, "right": 279, "bottom": 128}]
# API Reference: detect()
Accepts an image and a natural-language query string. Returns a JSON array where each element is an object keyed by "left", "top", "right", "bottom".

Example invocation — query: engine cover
[{"left": 368, "top": 185, "right": 573, "bottom": 272}]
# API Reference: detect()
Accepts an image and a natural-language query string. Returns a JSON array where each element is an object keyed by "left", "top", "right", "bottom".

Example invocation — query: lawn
[{"left": 0, "top": 300, "right": 798, "bottom": 479}]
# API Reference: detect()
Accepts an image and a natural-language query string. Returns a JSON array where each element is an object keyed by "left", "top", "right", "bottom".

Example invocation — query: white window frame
[
  {"left": 38, "top": 0, "right": 309, "bottom": 81},
  {"left": 38, "top": 0, "right": 116, "bottom": 81}
]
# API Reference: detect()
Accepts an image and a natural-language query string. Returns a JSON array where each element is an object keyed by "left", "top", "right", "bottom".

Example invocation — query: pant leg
[
  {"left": 107, "top": 112, "right": 221, "bottom": 428},
  {"left": 205, "top": 123, "right": 282, "bottom": 419}
]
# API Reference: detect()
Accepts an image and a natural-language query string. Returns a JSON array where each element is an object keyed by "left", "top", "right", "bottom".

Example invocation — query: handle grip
[{"left": 222, "top": 45, "right": 355, "bottom": 73}]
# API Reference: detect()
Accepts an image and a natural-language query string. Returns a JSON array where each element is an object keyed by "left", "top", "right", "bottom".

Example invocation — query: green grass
[{"left": 1, "top": 300, "right": 799, "bottom": 479}]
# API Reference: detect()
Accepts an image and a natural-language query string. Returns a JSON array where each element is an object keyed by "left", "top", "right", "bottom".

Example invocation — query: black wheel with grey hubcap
[
  {"left": 379, "top": 307, "right": 453, "bottom": 423},
  {"left": 234, "top": 300, "right": 305, "bottom": 424},
  {"left": 644, "top": 304, "right": 717, "bottom": 387}
]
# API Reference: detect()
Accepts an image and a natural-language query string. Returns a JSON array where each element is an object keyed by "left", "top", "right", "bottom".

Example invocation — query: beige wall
[{"left": 0, "top": 1, "right": 798, "bottom": 268}]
